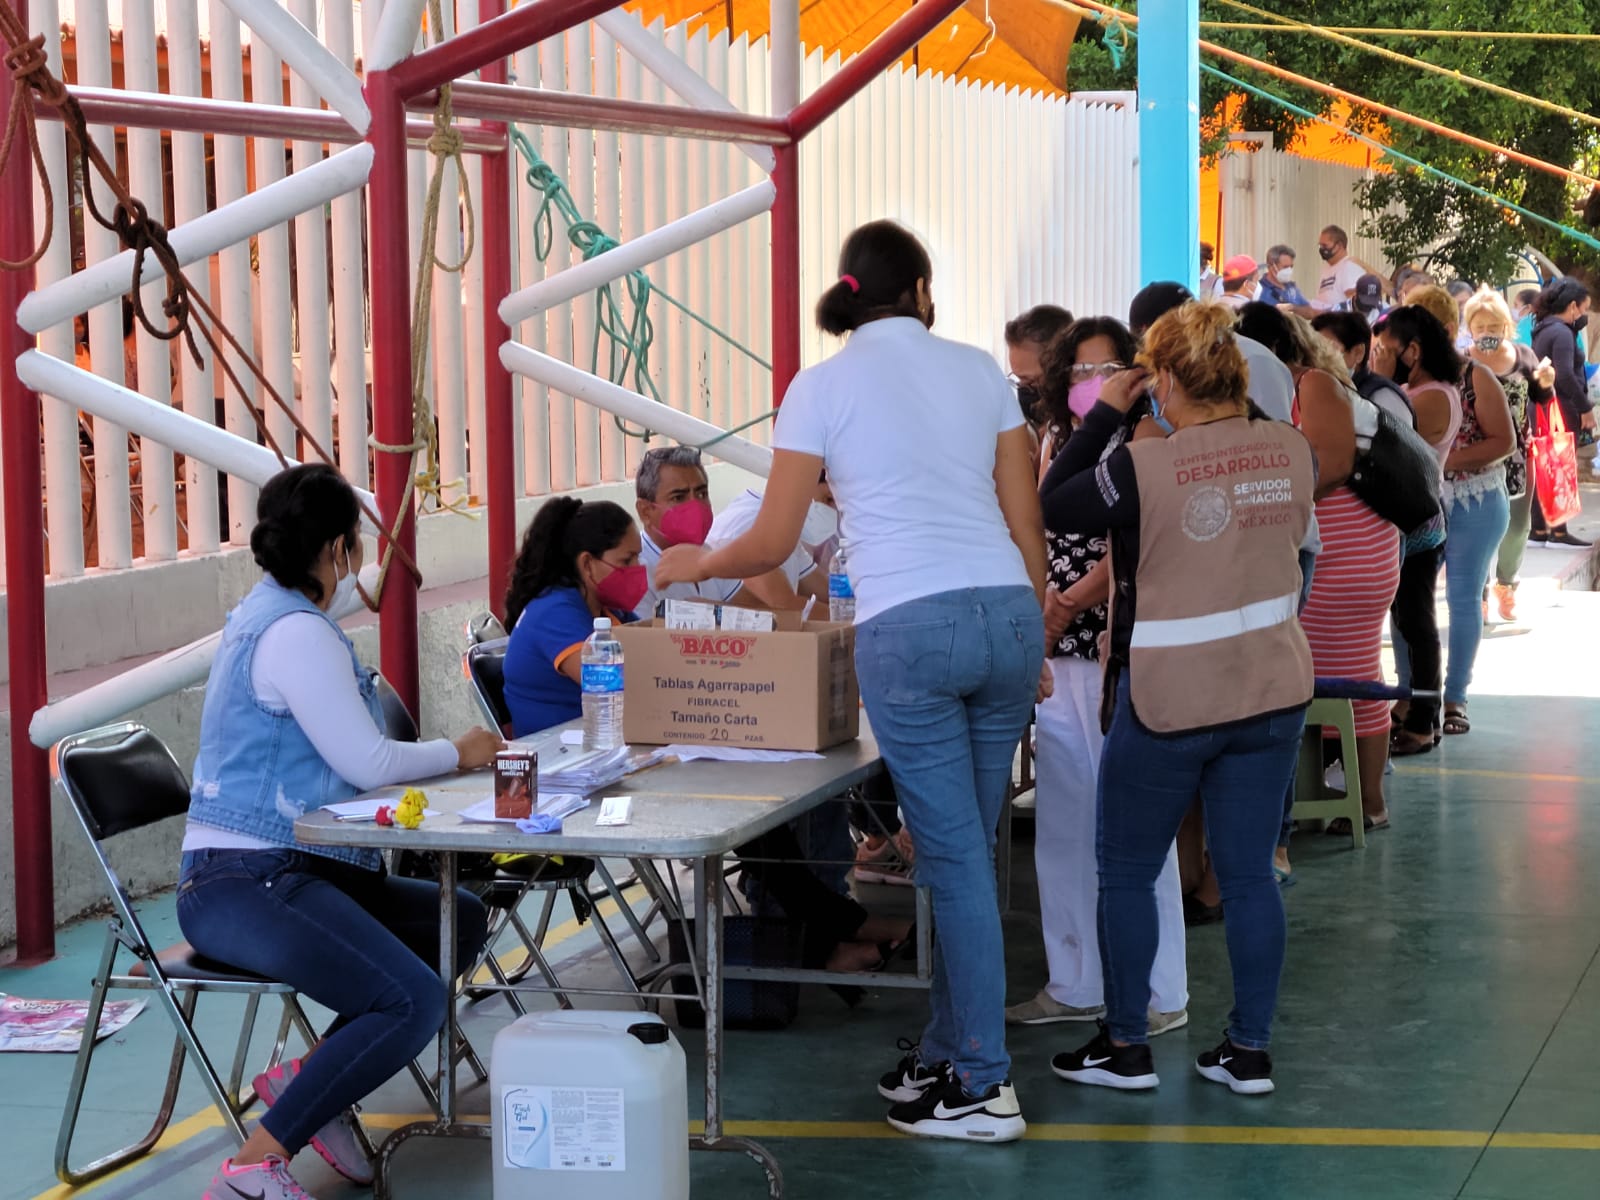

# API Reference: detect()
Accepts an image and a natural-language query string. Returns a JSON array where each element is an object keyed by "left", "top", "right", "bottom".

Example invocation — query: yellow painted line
[
  {"left": 468, "top": 877, "right": 652, "bottom": 984},
  {"left": 33, "top": 1114, "right": 1600, "bottom": 1198},
  {"left": 1393, "top": 765, "right": 1600, "bottom": 786},
  {"left": 342, "top": 1115, "right": 1600, "bottom": 1151},
  {"left": 29, "top": 883, "right": 660, "bottom": 1198},
  {"left": 28, "top": 1107, "right": 228, "bottom": 1200},
  {"left": 1490, "top": 1132, "right": 1600, "bottom": 1151}
]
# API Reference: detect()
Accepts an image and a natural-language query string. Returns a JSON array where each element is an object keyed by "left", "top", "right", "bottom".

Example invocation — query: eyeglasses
[{"left": 1069, "top": 361, "right": 1125, "bottom": 380}]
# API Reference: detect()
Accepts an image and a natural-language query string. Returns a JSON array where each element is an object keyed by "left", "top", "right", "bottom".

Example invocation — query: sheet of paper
[
  {"left": 459, "top": 793, "right": 589, "bottom": 824},
  {"left": 664, "top": 744, "right": 824, "bottom": 764},
  {"left": 323, "top": 798, "right": 437, "bottom": 820},
  {"left": 595, "top": 796, "right": 632, "bottom": 827}
]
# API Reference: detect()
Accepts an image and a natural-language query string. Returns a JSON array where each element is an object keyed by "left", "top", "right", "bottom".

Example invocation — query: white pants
[{"left": 1033, "top": 656, "right": 1189, "bottom": 1011}]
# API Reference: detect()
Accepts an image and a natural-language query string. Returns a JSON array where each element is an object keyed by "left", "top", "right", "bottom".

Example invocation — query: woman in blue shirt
[
  {"left": 502, "top": 494, "right": 910, "bottom": 984},
  {"left": 181, "top": 464, "right": 504, "bottom": 1200},
  {"left": 502, "top": 498, "right": 645, "bottom": 737}
]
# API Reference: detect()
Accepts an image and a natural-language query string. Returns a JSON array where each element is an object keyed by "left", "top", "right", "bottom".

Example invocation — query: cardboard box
[{"left": 613, "top": 614, "right": 859, "bottom": 751}]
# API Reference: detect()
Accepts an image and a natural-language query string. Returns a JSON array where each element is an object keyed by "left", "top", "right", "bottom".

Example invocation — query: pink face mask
[
  {"left": 595, "top": 563, "right": 649, "bottom": 614},
  {"left": 1067, "top": 375, "right": 1107, "bottom": 420},
  {"left": 658, "top": 498, "right": 714, "bottom": 546}
]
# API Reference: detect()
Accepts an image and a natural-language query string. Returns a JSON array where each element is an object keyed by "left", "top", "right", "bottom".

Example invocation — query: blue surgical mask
[{"left": 1148, "top": 377, "right": 1175, "bottom": 434}]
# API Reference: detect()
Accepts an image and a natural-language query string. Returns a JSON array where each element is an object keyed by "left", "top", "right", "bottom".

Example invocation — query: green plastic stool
[{"left": 1292, "top": 698, "right": 1365, "bottom": 848}]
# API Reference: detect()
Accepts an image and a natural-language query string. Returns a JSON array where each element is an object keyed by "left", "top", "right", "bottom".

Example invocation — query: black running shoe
[
  {"left": 1195, "top": 1037, "right": 1274, "bottom": 1095},
  {"left": 885, "top": 1064, "right": 1026, "bottom": 1143},
  {"left": 1051, "top": 1026, "right": 1159, "bottom": 1090},
  {"left": 877, "top": 1038, "right": 943, "bottom": 1103}
]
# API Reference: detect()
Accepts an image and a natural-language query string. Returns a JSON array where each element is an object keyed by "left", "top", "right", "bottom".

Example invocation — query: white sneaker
[
  {"left": 203, "top": 1155, "right": 316, "bottom": 1200},
  {"left": 1004, "top": 990, "right": 1106, "bottom": 1026},
  {"left": 1147, "top": 1008, "right": 1189, "bottom": 1037},
  {"left": 886, "top": 1065, "right": 1026, "bottom": 1143}
]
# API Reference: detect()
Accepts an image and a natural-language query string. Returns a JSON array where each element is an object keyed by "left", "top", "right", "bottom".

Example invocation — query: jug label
[{"left": 500, "top": 1084, "right": 626, "bottom": 1171}]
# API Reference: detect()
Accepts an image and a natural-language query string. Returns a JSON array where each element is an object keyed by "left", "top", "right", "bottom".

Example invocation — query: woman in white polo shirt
[{"left": 657, "top": 220, "right": 1047, "bottom": 1143}]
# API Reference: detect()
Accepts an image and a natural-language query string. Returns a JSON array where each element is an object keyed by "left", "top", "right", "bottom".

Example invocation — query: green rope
[
  {"left": 1202, "top": 63, "right": 1600, "bottom": 255},
  {"left": 509, "top": 126, "right": 773, "bottom": 449}
]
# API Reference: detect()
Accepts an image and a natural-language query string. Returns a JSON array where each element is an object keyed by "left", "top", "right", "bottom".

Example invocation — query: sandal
[
  {"left": 1390, "top": 728, "right": 1437, "bottom": 757},
  {"left": 869, "top": 922, "right": 918, "bottom": 973},
  {"left": 1326, "top": 814, "right": 1391, "bottom": 836},
  {"left": 1442, "top": 706, "right": 1471, "bottom": 736}
]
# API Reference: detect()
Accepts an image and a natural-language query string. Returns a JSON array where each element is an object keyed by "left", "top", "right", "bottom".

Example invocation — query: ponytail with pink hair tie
[{"left": 840, "top": 274, "right": 860, "bottom": 293}]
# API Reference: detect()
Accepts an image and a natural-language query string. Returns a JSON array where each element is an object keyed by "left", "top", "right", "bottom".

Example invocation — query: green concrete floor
[{"left": 5, "top": 583, "right": 1600, "bottom": 1199}]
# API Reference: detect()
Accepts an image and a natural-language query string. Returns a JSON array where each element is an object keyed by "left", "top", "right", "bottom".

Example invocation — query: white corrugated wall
[{"left": 24, "top": 7, "right": 1138, "bottom": 583}]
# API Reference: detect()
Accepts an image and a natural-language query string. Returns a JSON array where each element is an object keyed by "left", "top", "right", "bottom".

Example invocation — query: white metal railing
[{"left": 23, "top": 2, "right": 1137, "bottom": 586}]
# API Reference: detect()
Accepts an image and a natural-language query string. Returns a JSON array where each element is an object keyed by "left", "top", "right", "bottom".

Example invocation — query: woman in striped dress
[{"left": 1283, "top": 316, "right": 1399, "bottom": 832}]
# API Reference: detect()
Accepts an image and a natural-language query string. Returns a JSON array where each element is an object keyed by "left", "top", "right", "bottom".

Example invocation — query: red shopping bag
[{"left": 1528, "top": 400, "right": 1582, "bottom": 527}]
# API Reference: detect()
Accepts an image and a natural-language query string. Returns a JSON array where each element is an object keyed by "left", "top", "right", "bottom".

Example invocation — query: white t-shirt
[
  {"left": 636, "top": 529, "right": 743, "bottom": 619},
  {"left": 1238, "top": 336, "right": 1295, "bottom": 422},
  {"left": 771, "top": 317, "right": 1030, "bottom": 624},
  {"left": 709, "top": 490, "right": 819, "bottom": 590},
  {"left": 183, "top": 612, "right": 461, "bottom": 851},
  {"left": 1237, "top": 335, "right": 1320, "bottom": 554},
  {"left": 1313, "top": 256, "right": 1365, "bottom": 311}
]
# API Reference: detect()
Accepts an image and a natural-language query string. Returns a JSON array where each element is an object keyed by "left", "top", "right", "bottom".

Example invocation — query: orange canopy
[{"left": 624, "top": 0, "right": 1082, "bottom": 95}]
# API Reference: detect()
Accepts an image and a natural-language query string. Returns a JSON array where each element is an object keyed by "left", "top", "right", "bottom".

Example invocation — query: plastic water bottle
[
  {"left": 581, "top": 618, "right": 625, "bottom": 750},
  {"left": 828, "top": 547, "right": 856, "bottom": 623}
]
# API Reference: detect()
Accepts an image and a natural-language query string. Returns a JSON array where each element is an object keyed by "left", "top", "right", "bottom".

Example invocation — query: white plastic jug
[{"left": 490, "top": 1010, "right": 689, "bottom": 1199}]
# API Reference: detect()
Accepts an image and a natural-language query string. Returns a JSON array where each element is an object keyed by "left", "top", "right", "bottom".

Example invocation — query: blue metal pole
[{"left": 1137, "top": 0, "right": 1200, "bottom": 290}]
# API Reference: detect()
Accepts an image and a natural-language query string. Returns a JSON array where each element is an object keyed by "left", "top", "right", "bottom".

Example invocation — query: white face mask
[
  {"left": 1277, "top": 266, "right": 1295, "bottom": 284},
  {"left": 330, "top": 540, "right": 360, "bottom": 613},
  {"left": 801, "top": 501, "right": 838, "bottom": 548}
]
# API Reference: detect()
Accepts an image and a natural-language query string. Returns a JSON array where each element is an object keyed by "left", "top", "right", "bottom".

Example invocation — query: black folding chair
[
  {"left": 50, "top": 723, "right": 325, "bottom": 1186},
  {"left": 458, "top": 640, "right": 668, "bottom": 988},
  {"left": 463, "top": 638, "right": 512, "bottom": 734}
]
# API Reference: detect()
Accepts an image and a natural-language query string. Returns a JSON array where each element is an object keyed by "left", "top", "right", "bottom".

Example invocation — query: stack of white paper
[
  {"left": 457, "top": 793, "right": 589, "bottom": 825},
  {"left": 539, "top": 746, "right": 665, "bottom": 794},
  {"left": 664, "top": 745, "right": 824, "bottom": 764}
]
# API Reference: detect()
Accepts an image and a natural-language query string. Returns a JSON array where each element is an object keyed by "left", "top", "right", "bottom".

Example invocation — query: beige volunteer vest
[{"left": 1122, "top": 415, "right": 1316, "bottom": 734}]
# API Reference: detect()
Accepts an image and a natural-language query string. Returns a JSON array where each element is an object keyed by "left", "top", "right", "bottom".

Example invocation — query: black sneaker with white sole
[
  {"left": 1195, "top": 1037, "right": 1274, "bottom": 1094},
  {"left": 877, "top": 1038, "right": 943, "bottom": 1103},
  {"left": 1051, "top": 1026, "right": 1159, "bottom": 1090},
  {"left": 885, "top": 1064, "right": 1026, "bottom": 1143}
]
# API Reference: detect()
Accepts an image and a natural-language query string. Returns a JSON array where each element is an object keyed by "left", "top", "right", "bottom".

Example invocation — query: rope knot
[
  {"left": 6, "top": 34, "right": 47, "bottom": 82},
  {"left": 427, "top": 125, "right": 463, "bottom": 159}
]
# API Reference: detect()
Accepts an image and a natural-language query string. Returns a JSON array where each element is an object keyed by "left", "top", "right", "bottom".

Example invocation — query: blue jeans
[
  {"left": 1441, "top": 487, "right": 1510, "bottom": 705},
  {"left": 854, "top": 586, "right": 1044, "bottom": 1094},
  {"left": 177, "top": 848, "right": 489, "bottom": 1154},
  {"left": 1098, "top": 677, "right": 1304, "bottom": 1049}
]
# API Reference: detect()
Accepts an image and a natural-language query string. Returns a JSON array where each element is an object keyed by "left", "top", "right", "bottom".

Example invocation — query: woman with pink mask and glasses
[{"left": 1005, "top": 317, "right": 1189, "bottom": 1037}]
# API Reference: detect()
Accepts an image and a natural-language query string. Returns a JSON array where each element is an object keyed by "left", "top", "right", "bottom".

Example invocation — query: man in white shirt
[
  {"left": 1218, "top": 255, "right": 1259, "bottom": 311},
  {"left": 1310, "top": 225, "right": 1366, "bottom": 311},
  {"left": 707, "top": 478, "right": 836, "bottom": 610},
  {"left": 632, "top": 446, "right": 749, "bottom": 619}
]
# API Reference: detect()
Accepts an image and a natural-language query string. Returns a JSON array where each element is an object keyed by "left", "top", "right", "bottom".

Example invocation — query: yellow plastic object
[{"left": 396, "top": 787, "right": 428, "bottom": 830}]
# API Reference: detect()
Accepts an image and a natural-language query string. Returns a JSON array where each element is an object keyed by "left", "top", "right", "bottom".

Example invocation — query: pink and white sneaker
[
  {"left": 252, "top": 1059, "right": 374, "bottom": 1186},
  {"left": 203, "top": 1154, "right": 316, "bottom": 1200}
]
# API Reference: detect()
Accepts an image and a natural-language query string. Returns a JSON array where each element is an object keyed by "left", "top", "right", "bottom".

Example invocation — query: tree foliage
[{"left": 1067, "top": 1, "right": 1600, "bottom": 285}]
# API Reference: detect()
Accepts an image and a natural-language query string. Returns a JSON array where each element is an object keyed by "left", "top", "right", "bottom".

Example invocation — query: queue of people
[{"left": 183, "top": 214, "right": 1596, "bottom": 1196}]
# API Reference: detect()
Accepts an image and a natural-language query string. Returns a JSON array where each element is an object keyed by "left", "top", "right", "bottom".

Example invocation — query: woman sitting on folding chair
[{"left": 179, "top": 463, "right": 504, "bottom": 1200}]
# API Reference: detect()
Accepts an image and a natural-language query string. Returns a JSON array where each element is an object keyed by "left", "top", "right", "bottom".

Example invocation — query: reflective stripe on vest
[{"left": 1130, "top": 591, "right": 1299, "bottom": 650}]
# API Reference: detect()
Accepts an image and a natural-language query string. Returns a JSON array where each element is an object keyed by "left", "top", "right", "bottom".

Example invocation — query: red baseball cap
[{"left": 1222, "top": 254, "right": 1259, "bottom": 283}]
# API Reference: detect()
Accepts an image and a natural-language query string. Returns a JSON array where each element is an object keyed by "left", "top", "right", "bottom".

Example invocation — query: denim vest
[{"left": 187, "top": 578, "right": 383, "bottom": 870}]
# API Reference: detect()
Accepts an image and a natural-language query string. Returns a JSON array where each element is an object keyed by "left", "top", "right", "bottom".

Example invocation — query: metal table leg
[
  {"left": 373, "top": 851, "right": 492, "bottom": 1200},
  {"left": 688, "top": 853, "right": 783, "bottom": 1198}
]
